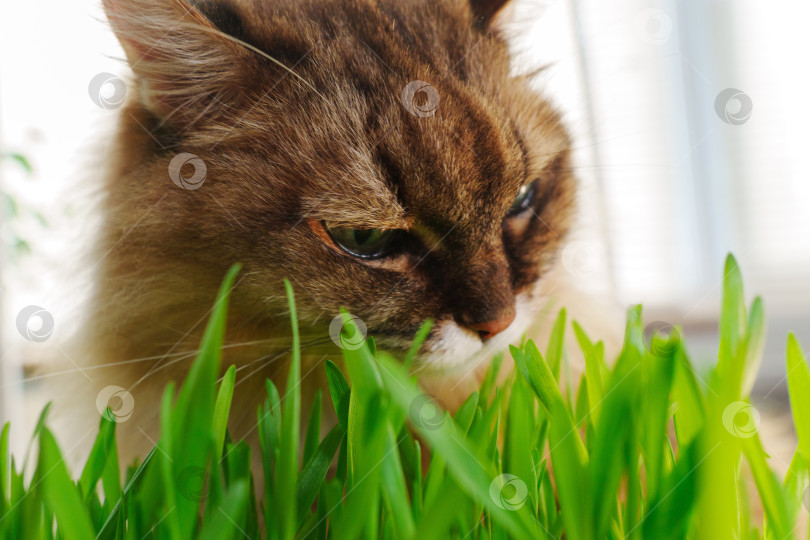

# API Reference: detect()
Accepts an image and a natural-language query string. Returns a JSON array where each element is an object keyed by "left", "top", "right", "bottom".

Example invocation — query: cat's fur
[{"left": 55, "top": 0, "right": 621, "bottom": 465}]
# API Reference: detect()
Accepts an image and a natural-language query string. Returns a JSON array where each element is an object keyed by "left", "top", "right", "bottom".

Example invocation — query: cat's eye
[
  {"left": 506, "top": 180, "right": 538, "bottom": 217},
  {"left": 323, "top": 222, "right": 398, "bottom": 259}
]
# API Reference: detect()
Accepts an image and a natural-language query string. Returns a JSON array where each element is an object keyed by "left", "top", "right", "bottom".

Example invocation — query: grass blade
[
  {"left": 278, "top": 279, "right": 302, "bottom": 540},
  {"left": 79, "top": 413, "right": 117, "bottom": 500},
  {"left": 303, "top": 390, "right": 323, "bottom": 466},
  {"left": 198, "top": 480, "right": 249, "bottom": 540},
  {"left": 213, "top": 365, "right": 237, "bottom": 462},
  {"left": 296, "top": 424, "right": 344, "bottom": 525},
  {"left": 325, "top": 360, "right": 351, "bottom": 432},
  {"left": 376, "top": 354, "right": 538, "bottom": 538},
  {"left": 38, "top": 428, "right": 95, "bottom": 540}
]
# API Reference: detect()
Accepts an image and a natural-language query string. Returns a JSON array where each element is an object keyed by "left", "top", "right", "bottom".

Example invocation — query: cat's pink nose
[{"left": 468, "top": 312, "right": 516, "bottom": 341}]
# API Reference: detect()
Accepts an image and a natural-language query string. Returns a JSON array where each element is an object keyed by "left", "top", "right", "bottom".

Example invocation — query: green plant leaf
[
  {"left": 79, "top": 414, "right": 117, "bottom": 500},
  {"left": 277, "top": 278, "right": 302, "bottom": 540},
  {"left": 0, "top": 423, "right": 10, "bottom": 516},
  {"left": 38, "top": 428, "right": 95, "bottom": 540},
  {"left": 787, "top": 333, "right": 810, "bottom": 465},
  {"left": 325, "top": 360, "right": 351, "bottom": 432},
  {"left": 379, "top": 425, "right": 416, "bottom": 538},
  {"left": 741, "top": 434, "right": 791, "bottom": 538},
  {"left": 198, "top": 480, "right": 249, "bottom": 540},
  {"left": 404, "top": 319, "right": 434, "bottom": 368},
  {"left": 546, "top": 308, "right": 567, "bottom": 379},
  {"left": 376, "top": 354, "right": 538, "bottom": 539},
  {"left": 296, "top": 424, "right": 344, "bottom": 525},
  {"left": 213, "top": 365, "right": 236, "bottom": 462}
]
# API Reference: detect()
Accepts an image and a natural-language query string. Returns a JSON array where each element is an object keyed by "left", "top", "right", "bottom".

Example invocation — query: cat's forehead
[
  {"left": 218, "top": 0, "right": 508, "bottom": 83},
  {"left": 290, "top": 81, "right": 534, "bottom": 231},
  {"left": 203, "top": 0, "right": 568, "bottom": 234}
]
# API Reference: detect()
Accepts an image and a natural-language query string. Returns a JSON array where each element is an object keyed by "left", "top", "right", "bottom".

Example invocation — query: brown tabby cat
[{"left": 59, "top": 0, "right": 618, "bottom": 465}]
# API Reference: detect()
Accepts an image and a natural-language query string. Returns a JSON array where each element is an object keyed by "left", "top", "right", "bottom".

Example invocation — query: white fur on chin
[{"left": 416, "top": 291, "right": 538, "bottom": 373}]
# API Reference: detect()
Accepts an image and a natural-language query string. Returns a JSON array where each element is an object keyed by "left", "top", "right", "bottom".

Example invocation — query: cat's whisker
[
  {"left": 561, "top": 164, "right": 678, "bottom": 171},
  {"left": 231, "top": 352, "right": 288, "bottom": 387},
  {"left": 207, "top": 28, "right": 326, "bottom": 101},
  {"left": 20, "top": 333, "right": 332, "bottom": 390},
  {"left": 149, "top": 337, "right": 302, "bottom": 353},
  {"left": 207, "top": 44, "right": 320, "bottom": 150},
  {"left": 230, "top": 336, "right": 334, "bottom": 371},
  {"left": 153, "top": 92, "right": 201, "bottom": 133},
  {"left": 126, "top": 333, "right": 332, "bottom": 392},
  {"left": 186, "top": 92, "right": 240, "bottom": 134},
  {"left": 230, "top": 340, "right": 334, "bottom": 389},
  {"left": 227, "top": 355, "right": 328, "bottom": 449},
  {"left": 128, "top": 274, "right": 249, "bottom": 390},
  {"left": 7, "top": 350, "right": 200, "bottom": 388}
]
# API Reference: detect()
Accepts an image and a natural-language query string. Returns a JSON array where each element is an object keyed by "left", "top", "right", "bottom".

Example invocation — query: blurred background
[
  {"left": 1, "top": 0, "right": 808, "bottom": 455},
  {"left": 512, "top": 0, "right": 810, "bottom": 369}
]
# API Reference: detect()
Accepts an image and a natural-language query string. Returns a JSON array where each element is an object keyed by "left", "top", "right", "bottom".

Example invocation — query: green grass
[{"left": 1, "top": 254, "right": 809, "bottom": 539}]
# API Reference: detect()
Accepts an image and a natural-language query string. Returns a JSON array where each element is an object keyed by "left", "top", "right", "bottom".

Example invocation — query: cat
[{"left": 53, "top": 0, "right": 622, "bottom": 468}]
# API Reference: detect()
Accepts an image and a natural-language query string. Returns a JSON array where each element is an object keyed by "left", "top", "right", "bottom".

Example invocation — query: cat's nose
[{"left": 468, "top": 312, "right": 516, "bottom": 341}]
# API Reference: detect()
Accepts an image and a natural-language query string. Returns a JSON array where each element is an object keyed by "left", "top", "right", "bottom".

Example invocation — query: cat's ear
[
  {"left": 102, "top": 0, "right": 250, "bottom": 127},
  {"left": 468, "top": 0, "right": 513, "bottom": 30}
]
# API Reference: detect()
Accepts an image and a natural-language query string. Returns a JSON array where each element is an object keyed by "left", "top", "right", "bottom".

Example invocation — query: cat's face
[{"left": 103, "top": 0, "right": 576, "bottom": 369}]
